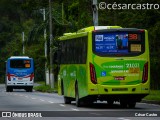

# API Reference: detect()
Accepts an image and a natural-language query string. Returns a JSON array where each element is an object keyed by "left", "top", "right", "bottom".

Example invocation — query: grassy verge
[
  {"left": 143, "top": 90, "right": 160, "bottom": 101},
  {"left": 34, "top": 81, "right": 57, "bottom": 93}
]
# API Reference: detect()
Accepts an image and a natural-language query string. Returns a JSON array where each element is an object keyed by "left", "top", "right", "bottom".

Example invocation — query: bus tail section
[
  {"left": 5, "top": 56, "right": 34, "bottom": 92},
  {"left": 57, "top": 26, "right": 150, "bottom": 108}
]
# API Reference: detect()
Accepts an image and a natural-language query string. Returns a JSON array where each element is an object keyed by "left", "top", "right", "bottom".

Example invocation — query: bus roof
[
  {"left": 77, "top": 26, "right": 122, "bottom": 33},
  {"left": 59, "top": 26, "right": 122, "bottom": 40},
  {"left": 9, "top": 56, "right": 30, "bottom": 59}
]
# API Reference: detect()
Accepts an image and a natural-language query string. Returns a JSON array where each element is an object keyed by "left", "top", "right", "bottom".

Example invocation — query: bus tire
[
  {"left": 120, "top": 100, "right": 127, "bottom": 108},
  {"left": 61, "top": 81, "right": 64, "bottom": 95},
  {"left": 26, "top": 87, "right": 32, "bottom": 92},
  {"left": 128, "top": 102, "right": 136, "bottom": 108},
  {"left": 64, "top": 96, "right": 71, "bottom": 104},
  {"left": 75, "top": 83, "right": 83, "bottom": 107},
  {"left": 29, "top": 87, "right": 33, "bottom": 92},
  {"left": 29, "top": 88, "right": 33, "bottom": 92},
  {"left": 26, "top": 88, "right": 29, "bottom": 92},
  {"left": 10, "top": 87, "right": 13, "bottom": 92},
  {"left": 6, "top": 86, "right": 9, "bottom": 92},
  {"left": 107, "top": 99, "right": 114, "bottom": 106}
]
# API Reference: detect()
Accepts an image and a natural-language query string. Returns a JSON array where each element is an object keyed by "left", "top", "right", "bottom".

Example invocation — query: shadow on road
[{"left": 71, "top": 102, "right": 144, "bottom": 110}]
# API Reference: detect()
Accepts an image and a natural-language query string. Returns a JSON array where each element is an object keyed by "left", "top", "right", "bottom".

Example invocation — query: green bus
[{"left": 57, "top": 26, "right": 150, "bottom": 108}]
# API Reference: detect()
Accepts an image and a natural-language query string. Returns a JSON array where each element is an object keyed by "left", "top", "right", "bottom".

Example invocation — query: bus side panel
[
  {"left": 59, "top": 65, "right": 76, "bottom": 98},
  {"left": 66, "top": 64, "right": 77, "bottom": 98},
  {"left": 58, "top": 65, "right": 67, "bottom": 96},
  {"left": 59, "top": 64, "right": 88, "bottom": 99},
  {"left": 58, "top": 74, "right": 62, "bottom": 95},
  {"left": 77, "top": 65, "right": 88, "bottom": 99}
]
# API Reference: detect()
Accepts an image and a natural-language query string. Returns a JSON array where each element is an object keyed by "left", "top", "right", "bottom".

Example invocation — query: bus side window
[
  {"left": 57, "top": 50, "right": 61, "bottom": 65},
  {"left": 61, "top": 41, "right": 65, "bottom": 64}
]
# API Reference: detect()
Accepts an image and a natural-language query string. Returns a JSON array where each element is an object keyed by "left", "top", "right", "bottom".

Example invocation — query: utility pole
[
  {"left": 92, "top": 0, "right": 98, "bottom": 26},
  {"left": 41, "top": 8, "right": 50, "bottom": 85},
  {"left": 62, "top": 3, "right": 64, "bottom": 24},
  {"left": 49, "top": 0, "right": 54, "bottom": 88},
  {"left": 22, "top": 32, "right": 25, "bottom": 55}
]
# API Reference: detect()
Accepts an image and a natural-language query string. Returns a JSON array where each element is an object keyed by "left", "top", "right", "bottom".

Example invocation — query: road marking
[
  {"left": 40, "top": 99, "right": 45, "bottom": 101},
  {"left": 139, "top": 102, "right": 160, "bottom": 106},
  {"left": 138, "top": 103, "right": 147, "bottom": 105},
  {"left": 31, "top": 97, "right": 36, "bottom": 100},
  {"left": 48, "top": 101, "right": 54, "bottom": 103},
  {"left": 118, "top": 118, "right": 130, "bottom": 120},
  {"left": 14, "top": 94, "right": 17, "bottom": 96},
  {"left": 25, "top": 96, "right": 28, "bottom": 98},
  {"left": 71, "top": 108, "right": 79, "bottom": 111},
  {"left": 150, "top": 104, "right": 160, "bottom": 107},
  {"left": 59, "top": 104, "right": 65, "bottom": 107},
  {"left": 89, "top": 112, "right": 102, "bottom": 116},
  {"left": 19, "top": 94, "right": 23, "bottom": 97}
]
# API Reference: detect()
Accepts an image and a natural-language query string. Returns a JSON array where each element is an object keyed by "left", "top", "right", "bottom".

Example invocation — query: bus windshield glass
[
  {"left": 10, "top": 60, "right": 31, "bottom": 68},
  {"left": 93, "top": 31, "right": 145, "bottom": 56}
]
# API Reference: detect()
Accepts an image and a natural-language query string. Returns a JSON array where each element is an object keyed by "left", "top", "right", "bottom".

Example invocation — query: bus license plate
[
  {"left": 129, "top": 68, "right": 140, "bottom": 73},
  {"left": 18, "top": 78, "right": 23, "bottom": 80}
]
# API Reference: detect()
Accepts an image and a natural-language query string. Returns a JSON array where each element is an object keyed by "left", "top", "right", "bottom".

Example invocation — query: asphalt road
[{"left": 0, "top": 84, "right": 159, "bottom": 120}]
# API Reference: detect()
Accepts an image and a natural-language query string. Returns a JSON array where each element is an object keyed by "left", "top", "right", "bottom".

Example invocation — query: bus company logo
[
  {"left": 2, "top": 112, "right": 11, "bottom": 117},
  {"left": 95, "top": 35, "right": 103, "bottom": 41},
  {"left": 104, "top": 36, "right": 115, "bottom": 41}
]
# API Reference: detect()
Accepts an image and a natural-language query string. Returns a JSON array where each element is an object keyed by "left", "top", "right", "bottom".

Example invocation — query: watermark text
[{"left": 99, "top": 2, "right": 159, "bottom": 10}]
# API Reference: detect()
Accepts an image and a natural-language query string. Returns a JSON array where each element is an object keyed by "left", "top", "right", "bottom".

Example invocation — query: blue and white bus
[{"left": 5, "top": 56, "right": 34, "bottom": 92}]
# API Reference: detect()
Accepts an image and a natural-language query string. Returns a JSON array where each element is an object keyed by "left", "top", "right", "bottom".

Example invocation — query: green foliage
[
  {"left": 34, "top": 85, "right": 55, "bottom": 93},
  {"left": 34, "top": 82, "right": 57, "bottom": 93},
  {"left": 144, "top": 90, "right": 160, "bottom": 101},
  {"left": 0, "top": 0, "right": 160, "bottom": 89}
]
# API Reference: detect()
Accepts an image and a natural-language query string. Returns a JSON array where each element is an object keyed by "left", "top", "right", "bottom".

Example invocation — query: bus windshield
[
  {"left": 93, "top": 31, "right": 145, "bottom": 56},
  {"left": 10, "top": 59, "right": 31, "bottom": 68}
]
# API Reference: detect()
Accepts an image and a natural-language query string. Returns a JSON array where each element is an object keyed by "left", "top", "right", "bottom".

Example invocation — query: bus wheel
[
  {"left": 120, "top": 100, "right": 127, "bottom": 108},
  {"left": 61, "top": 81, "right": 64, "bottom": 95},
  {"left": 29, "top": 87, "right": 33, "bottom": 92},
  {"left": 29, "top": 88, "right": 33, "bottom": 92},
  {"left": 107, "top": 100, "right": 114, "bottom": 106},
  {"left": 128, "top": 102, "right": 136, "bottom": 108},
  {"left": 26, "top": 87, "right": 32, "bottom": 92},
  {"left": 75, "top": 84, "right": 82, "bottom": 107},
  {"left": 64, "top": 97, "right": 71, "bottom": 104},
  {"left": 10, "top": 88, "right": 13, "bottom": 92},
  {"left": 6, "top": 87, "right": 9, "bottom": 92},
  {"left": 26, "top": 88, "right": 30, "bottom": 92}
]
